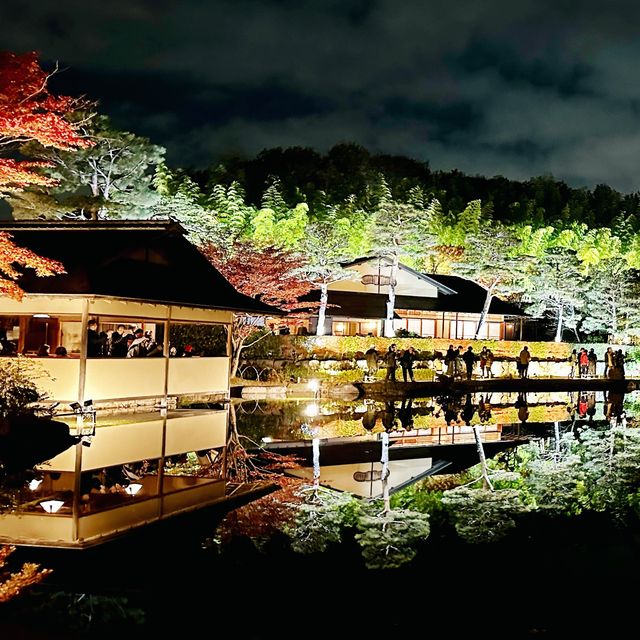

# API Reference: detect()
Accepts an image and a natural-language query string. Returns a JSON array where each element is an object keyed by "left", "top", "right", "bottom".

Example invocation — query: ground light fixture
[
  {"left": 40, "top": 500, "right": 64, "bottom": 513},
  {"left": 124, "top": 483, "right": 143, "bottom": 496},
  {"left": 28, "top": 479, "right": 43, "bottom": 491}
]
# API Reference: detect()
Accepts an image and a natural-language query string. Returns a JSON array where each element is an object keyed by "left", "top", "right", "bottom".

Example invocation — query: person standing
[
  {"left": 365, "top": 345, "right": 379, "bottom": 380},
  {"left": 462, "top": 346, "right": 476, "bottom": 380},
  {"left": 569, "top": 349, "right": 578, "bottom": 378},
  {"left": 445, "top": 344, "right": 456, "bottom": 377},
  {"left": 384, "top": 344, "right": 398, "bottom": 381},
  {"left": 479, "top": 346, "right": 488, "bottom": 378},
  {"left": 485, "top": 348, "right": 494, "bottom": 378},
  {"left": 579, "top": 348, "right": 589, "bottom": 378},
  {"left": 519, "top": 345, "right": 531, "bottom": 378},
  {"left": 87, "top": 319, "right": 104, "bottom": 358},
  {"left": 399, "top": 346, "right": 417, "bottom": 382},
  {"left": 587, "top": 348, "right": 597, "bottom": 378},
  {"left": 604, "top": 347, "right": 615, "bottom": 378}
]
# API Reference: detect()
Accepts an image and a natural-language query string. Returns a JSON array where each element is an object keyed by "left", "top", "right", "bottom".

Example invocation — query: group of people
[
  {"left": 365, "top": 344, "right": 418, "bottom": 382},
  {"left": 569, "top": 346, "right": 626, "bottom": 379},
  {"left": 87, "top": 320, "right": 163, "bottom": 358},
  {"left": 443, "top": 345, "right": 497, "bottom": 379}
]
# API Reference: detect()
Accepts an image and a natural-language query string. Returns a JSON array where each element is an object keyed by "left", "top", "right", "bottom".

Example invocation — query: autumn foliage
[
  {"left": 0, "top": 232, "right": 64, "bottom": 299},
  {"left": 0, "top": 50, "right": 92, "bottom": 192},
  {"left": 0, "top": 545, "right": 51, "bottom": 603},
  {"left": 202, "top": 241, "right": 313, "bottom": 311}
]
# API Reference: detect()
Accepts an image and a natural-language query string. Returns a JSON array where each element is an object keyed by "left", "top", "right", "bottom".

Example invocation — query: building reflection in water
[{"left": 0, "top": 406, "right": 230, "bottom": 547}]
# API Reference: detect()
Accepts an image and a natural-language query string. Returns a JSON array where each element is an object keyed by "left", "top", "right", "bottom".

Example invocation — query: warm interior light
[
  {"left": 28, "top": 479, "right": 42, "bottom": 491},
  {"left": 40, "top": 500, "right": 64, "bottom": 513},
  {"left": 124, "top": 483, "right": 143, "bottom": 496},
  {"left": 334, "top": 322, "right": 345, "bottom": 332},
  {"left": 33, "top": 314, "right": 50, "bottom": 319}
]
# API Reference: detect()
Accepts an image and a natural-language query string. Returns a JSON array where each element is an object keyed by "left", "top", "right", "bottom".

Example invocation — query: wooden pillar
[{"left": 455, "top": 312, "right": 459, "bottom": 340}]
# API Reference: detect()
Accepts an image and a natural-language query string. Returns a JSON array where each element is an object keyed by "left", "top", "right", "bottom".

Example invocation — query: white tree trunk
[
  {"left": 381, "top": 431, "right": 391, "bottom": 512},
  {"left": 472, "top": 425, "right": 493, "bottom": 491},
  {"left": 474, "top": 285, "right": 494, "bottom": 340},
  {"left": 554, "top": 304, "right": 564, "bottom": 342},
  {"left": 384, "top": 254, "right": 399, "bottom": 338},
  {"left": 316, "top": 283, "right": 328, "bottom": 336}
]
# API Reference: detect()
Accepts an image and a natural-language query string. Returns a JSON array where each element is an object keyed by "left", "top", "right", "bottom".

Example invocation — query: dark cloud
[{"left": 3, "top": 0, "right": 640, "bottom": 189}]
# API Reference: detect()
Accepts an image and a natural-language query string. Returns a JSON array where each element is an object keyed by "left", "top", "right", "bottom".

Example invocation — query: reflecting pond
[{"left": 234, "top": 389, "right": 635, "bottom": 497}]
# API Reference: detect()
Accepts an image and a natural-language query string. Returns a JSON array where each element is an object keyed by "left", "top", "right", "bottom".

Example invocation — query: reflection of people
[
  {"left": 578, "top": 393, "right": 588, "bottom": 418},
  {"left": 397, "top": 398, "right": 414, "bottom": 430},
  {"left": 381, "top": 401, "right": 399, "bottom": 431},
  {"left": 586, "top": 392, "right": 597, "bottom": 422},
  {"left": 461, "top": 393, "right": 476, "bottom": 424},
  {"left": 361, "top": 400, "right": 378, "bottom": 431},
  {"left": 54, "top": 345, "right": 67, "bottom": 357},
  {"left": 478, "top": 394, "right": 492, "bottom": 423},
  {"left": 515, "top": 392, "right": 529, "bottom": 423}
]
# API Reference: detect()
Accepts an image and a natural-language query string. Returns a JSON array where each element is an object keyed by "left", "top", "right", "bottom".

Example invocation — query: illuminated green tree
[
  {"left": 368, "top": 176, "right": 426, "bottom": 336},
  {"left": 293, "top": 214, "right": 355, "bottom": 335},
  {"left": 453, "top": 223, "right": 529, "bottom": 339},
  {"left": 21, "top": 115, "right": 165, "bottom": 219},
  {"left": 525, "top": 248, "right": 585, "bottom": 342}
]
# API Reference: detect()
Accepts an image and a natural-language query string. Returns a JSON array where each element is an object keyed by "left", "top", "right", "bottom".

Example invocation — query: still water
[{"left": 2, "top": 390, "right": 640, "bottom": 636}]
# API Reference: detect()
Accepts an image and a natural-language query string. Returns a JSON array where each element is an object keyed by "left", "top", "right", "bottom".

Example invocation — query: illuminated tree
[
  {"left": 22, "top": 115, "right": 165, "bottom": 219},
  {"left": 293, "top": 214, "right": 354, "bottom": 335},
  {"left": 368, "top": 176, "right": 425, "bottom": 336},
  {"left": 453, "top": 223, "right": 529, "bottom": 339},
  {"left": 580, "top": 259, "right": 640, "bottom": 338},
  {"left": 525, "top": 248, "right": 585, "bottom": 342},
  {"left": 202, "top": 242, "right": 313, "bottom": 376},
  {"left": 0, "top": 50, "right": 91, "bottom": 194},
  {"left": 0, "top": 232, "right": 64, "bottom": 300},
  {"left": 0, "top": 545, "right": 51, "bottom": 603}
]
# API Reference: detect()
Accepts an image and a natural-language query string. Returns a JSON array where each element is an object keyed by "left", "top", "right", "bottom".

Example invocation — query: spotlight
[
  {"left": 83, "top": 399, "right": 93, "bottom": 407},
  {"left": 28, "top": 479, "right": 42, "bottom": 491},
  {"left": 69, "top": 402, "right": 81, "bottom": 412}
]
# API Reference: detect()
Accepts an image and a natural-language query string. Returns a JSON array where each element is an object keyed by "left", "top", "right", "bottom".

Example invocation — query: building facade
[
  {"left": 301, "top": 257, "right": 526, "bottom": 340},
  {"left": 0, "top": 221, "right": 279, "bottom": 547}
]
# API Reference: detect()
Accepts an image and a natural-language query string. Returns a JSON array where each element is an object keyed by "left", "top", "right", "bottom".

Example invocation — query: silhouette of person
[
  {"left": 381, "top": 401, "right": 399, "bottom": 432},
  {"left": 397, "top": 398, "right": 414, "bottom": 430},
  {"left": 515, "top": 391, "right": 529, "bottom": 423},
  {"left": 461, "top": 393, "right": 476, "bottom": 424}
]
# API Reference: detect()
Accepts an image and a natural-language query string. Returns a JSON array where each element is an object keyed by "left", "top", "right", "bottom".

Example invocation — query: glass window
[
  {"left": 169, "top": 323, "right": 228, "bottom": 357},
  {"left": 88, "top": 318, "right": 166, "bottom": 358}
]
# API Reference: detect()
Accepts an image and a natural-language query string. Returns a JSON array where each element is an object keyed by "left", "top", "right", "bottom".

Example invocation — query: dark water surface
[{"left": 1, "top": 391, "right": 640, "bottom": 637}]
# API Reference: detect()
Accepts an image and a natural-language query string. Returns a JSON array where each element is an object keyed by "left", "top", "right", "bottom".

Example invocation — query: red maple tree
[
  {"left": 0, "top": 232, "right": 64, "bottom": 299},
  {"left": 0, "top": 50, "right": 92, "bottom": 192},
  {"left": 202, "top": 242, "right": 313, "bottom": 376}
]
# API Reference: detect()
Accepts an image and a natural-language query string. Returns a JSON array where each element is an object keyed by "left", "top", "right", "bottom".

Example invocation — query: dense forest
[{"left": 188, "top": 143, "right": 640, "bottom": 230}]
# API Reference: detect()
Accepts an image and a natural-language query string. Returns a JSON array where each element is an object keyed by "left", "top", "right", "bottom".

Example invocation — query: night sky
[{"left": 3, "top": 0, "right": 640, "bottom": 190}]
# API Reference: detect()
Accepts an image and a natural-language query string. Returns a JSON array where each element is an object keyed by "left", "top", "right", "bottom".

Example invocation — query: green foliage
[
  {"left": 286, "top": 488, "right": 360, "bottom": 554},
  {"left": 26, "top": 591, "right": 145, "bottom": 632},
  {"left": 355, "top": 504, "right": 430, "bottom": 569},
  {"left": 441, "top": 487, "right": 525, "bottom": 543},
  {"left": 169, "top": 324, "right": 228, "bottom": 356},
  {"left": 22, "top": 114, "right": 165, "bottom": 219},
  {"left": 0, "top": 358, "right": 45, "bottom": 416},
  {"left": 521, "top": 457, "right": 586, "bottom": 515}
]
